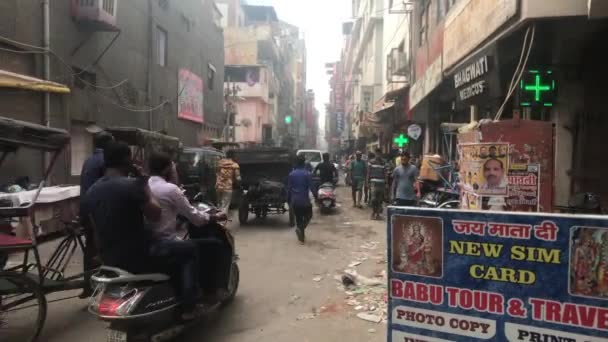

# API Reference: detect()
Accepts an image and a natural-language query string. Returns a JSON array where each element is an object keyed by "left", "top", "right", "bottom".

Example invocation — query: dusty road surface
[{"left": 25, "top": 186, "right": 388, "bottom": 342}]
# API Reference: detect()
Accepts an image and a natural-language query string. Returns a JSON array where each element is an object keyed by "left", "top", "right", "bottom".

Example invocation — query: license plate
[{"left": 107, "top": 330, "right": 127, "bottom": 342}]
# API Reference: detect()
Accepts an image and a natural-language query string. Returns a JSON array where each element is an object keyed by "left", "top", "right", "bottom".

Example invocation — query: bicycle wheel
[{"left": 0, "top": 272, "right": 47, "bottom": 342}]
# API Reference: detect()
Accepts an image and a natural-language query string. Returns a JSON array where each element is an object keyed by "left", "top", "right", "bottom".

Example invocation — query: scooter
[
  {"left": 88, "top": 200, "right": 239, "bottom": 342},
  {"left": 317, "top": 182, "right": 337, "bottom": 214}
]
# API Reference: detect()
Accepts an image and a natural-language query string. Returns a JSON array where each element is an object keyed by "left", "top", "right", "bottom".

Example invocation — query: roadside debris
[
  {"left": 356, "top": 312, "right": 382, "bottom": 323},
  {"left": 336, "top": 268, "right": 388, "bottom": 322},
  {"left": 312, "top": 275, "right": 324, "bottom": 282},
  {"left": 296, "top": 313, "right": 317, "bottom": 321}
]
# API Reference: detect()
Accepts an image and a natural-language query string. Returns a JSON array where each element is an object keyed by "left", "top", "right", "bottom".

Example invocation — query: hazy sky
[{"left": 247, "top": 0, "right": 352, "bottom": 122}]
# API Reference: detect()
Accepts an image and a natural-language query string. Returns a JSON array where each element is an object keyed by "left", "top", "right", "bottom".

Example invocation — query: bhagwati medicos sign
[
  {"left": 453, "top": 56, "right": 492, "bottom": 102},
  {"left": 387, "top": 207, "right": 608, "bottom": 342}
]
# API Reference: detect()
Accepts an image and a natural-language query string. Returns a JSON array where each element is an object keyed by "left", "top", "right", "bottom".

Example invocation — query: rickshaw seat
[{"left": 0, "top": 233, "right": 33, "bottom": 249}]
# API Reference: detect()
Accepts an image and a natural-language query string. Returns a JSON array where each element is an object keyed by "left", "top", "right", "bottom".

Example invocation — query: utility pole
[{"left": 223, "top": 77, "right": 238, "bottom": 142}]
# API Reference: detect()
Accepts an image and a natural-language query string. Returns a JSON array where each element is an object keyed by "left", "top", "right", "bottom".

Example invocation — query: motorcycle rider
[
  {"left": 82, "top": 142, "right": 197, "bottom": 320},
  {"left": 313, "top": 153, "right": 338, "bottom": 186},
  {"left": 148, "top": 152, "right": 231, "bottom": 305},
  {"left": 367, "top": 152, "right": 387, "bottom": 220}
]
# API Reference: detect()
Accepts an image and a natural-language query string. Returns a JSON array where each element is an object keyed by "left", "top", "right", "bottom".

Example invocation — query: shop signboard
[
  {"left": 177, "top": 68, "right": 204, "bottom": 123},
  {"left": 388, "top": 207, "right": 608, "bottom": 342}
]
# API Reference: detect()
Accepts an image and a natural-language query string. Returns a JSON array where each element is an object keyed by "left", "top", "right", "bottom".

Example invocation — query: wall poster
[{"left": 177, "top": 68, "right": 204, "bottom": 123}]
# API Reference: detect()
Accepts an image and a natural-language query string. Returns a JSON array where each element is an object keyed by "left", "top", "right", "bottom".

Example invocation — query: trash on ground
[
  {"left": 368, "top": 328, "right": 377, "bottom": 333},
  {"left": 343, "top": 270, "right": 385, "bottom": 287},
  {"left": 356, "top": 312, "right": 382, "bottom": 323},
  {"left": 296, "top": 313, "right": 317, "bottom": 321},
  {"left": 348, "top": 261, "right": 362, "bottom": 268},
  {"left": 312, "top": 275, "right": 324, "bottom": 282}
]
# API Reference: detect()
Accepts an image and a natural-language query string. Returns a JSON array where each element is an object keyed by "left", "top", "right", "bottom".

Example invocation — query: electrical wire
[
  {"left": 0, "top": 46, "right": 45, "bottom": 54},
  {"left": 93, "top": 76, "right": 190, "bottom": 113},
  {"left": 0, "top": 33, "right": 127, "bottom": 89},
  {"left": 494, "top": 25, "right": 535, "bottom": 121}
]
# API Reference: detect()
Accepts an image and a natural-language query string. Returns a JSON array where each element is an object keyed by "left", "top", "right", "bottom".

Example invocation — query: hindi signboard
[
  {"left": 177, "top": 68, "right": 204, "bottom": 123},
  {"left": 388, "top": 207, "right": 608, "bottom": 341}
]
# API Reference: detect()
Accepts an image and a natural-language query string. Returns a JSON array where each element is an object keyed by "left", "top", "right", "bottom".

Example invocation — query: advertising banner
[
  {"left": 388, "top": 207, "right": 608, "bottom": 342},
  {"left": 177, "top": 68, "right": 204, "bottom": 123},
  {"left": 459, "top": 143, "right": 510, "bottom": 196}
]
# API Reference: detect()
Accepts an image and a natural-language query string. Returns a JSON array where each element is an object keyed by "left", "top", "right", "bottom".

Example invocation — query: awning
[
  {"left": 0, "top": 70, "right": 70, "bottom": 94},
  {"left": 373, "top": 85, "right": 408, "bottom": 114}
]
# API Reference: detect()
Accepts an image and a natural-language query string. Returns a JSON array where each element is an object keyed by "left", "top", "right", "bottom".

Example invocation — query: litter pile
[{"left": 335, "top": 241, "right": 388, "bottom": 324}]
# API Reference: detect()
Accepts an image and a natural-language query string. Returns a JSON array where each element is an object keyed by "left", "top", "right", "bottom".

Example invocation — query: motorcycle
[
  {"left": 418, "top": 179, "right": 460, "bottom": 209},
  {"left": 88, "top": 199, "right": 239, "bottom": 342},
  {"left": 317, "top": 182, "right": 337, "bottom": 214}
]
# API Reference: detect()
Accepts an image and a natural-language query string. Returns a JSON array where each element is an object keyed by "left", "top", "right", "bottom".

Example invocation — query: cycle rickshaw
[{"left": 0, "top": 117, "right": 88, "bottom": 342}]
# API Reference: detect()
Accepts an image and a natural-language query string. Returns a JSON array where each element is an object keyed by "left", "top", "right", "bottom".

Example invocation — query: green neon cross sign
[
  {"left": 524, "top": 74, "right": 552, "bottom": 102},
  {"left": 394, "top": 134, "right": 409, "bottom": 148}
]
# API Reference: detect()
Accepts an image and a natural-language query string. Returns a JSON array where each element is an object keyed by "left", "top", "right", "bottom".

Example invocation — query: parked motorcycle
[
  {"left": 317, "top": 182, "right": 337, "bottom": 214},
  {"left": 419, "top": 179, "right": 460, "bottom": 209},
  {"left": 88, "top": 200, "right": 239, "bottom": 342}
]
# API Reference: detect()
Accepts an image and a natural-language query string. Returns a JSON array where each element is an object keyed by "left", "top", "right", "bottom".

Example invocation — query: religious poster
[
  {"left": 177, "top": 68, "right": 204, "bottom": 123},
  {"left": 459, "top": 143, "right": 510, "bottom": 196},
  {"left": 388, "top": 207, "right": 608, "bottom": 341}
]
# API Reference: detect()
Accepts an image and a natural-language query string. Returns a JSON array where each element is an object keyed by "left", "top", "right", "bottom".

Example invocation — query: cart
[
  {"left": 234, "top": 147, "right": 294, "bottom": 225},
  {"left": 0, "top": 117, "right": 88, "bottom": 342}
]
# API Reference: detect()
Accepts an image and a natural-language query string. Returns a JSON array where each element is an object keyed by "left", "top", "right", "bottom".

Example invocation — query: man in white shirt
[{"left": 148, "top": 152, "right": 228, "bottom": 308}]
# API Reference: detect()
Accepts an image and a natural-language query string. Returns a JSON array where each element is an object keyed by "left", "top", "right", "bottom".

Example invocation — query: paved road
[{"left": 25, "top": 186, "right": 388, "bottom": 342}]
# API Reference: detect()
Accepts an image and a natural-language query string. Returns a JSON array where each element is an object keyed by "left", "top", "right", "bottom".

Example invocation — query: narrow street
[{"left": 39, "top": 185, "right": 388, "bottom": 342}]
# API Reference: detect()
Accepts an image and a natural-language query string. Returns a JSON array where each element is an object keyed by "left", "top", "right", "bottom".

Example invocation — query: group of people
[
  {"left": 79, "top": 132, "right": 236, "bottom": 320},
  {"left": 347, "top": 149, "right": 421, "bottom": 220}
]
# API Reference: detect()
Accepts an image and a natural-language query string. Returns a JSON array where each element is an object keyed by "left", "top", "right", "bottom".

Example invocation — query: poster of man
[
  {"left": 391, "top": 216, "right": 443, "bottom": 278},
  {"left": 459, "top": 143, "right": 509, "bottom": 196}
]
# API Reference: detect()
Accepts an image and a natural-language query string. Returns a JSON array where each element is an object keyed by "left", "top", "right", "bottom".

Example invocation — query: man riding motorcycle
[
  {"left": 148, "top": 152, "right": 231, "bottom": 306},
  {"left": 313, "top": 152, "right": 339, "bottom": 186},
  {"left": 367, "top": 152, "right": 388, "bottom": 220},
  {"left": 82, "top": 143, "right": 202, "bottom": 320}
]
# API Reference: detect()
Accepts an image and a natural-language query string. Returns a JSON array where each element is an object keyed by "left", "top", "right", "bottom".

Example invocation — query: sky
[{"left": 247, "top": 0, "right": 352, "bottom": 128}]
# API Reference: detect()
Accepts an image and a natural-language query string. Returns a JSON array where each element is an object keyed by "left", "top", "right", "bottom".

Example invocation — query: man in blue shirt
[
  {"left": 288, "top": 154, "right": 314, "bottom": 243},
  {"left": 79, "top": 130, "right": 113, "bottom": 298},
  {"left": 80, "top": 131, "right": 114, "bottom": 195}
]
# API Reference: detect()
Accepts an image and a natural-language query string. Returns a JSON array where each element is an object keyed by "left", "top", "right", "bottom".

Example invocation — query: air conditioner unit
[
  {"left": 390, "top": 49, "right": 409, "bottom": 77},
  {"left": 71, "top": 0, "right": 119, "bottom": 31}
]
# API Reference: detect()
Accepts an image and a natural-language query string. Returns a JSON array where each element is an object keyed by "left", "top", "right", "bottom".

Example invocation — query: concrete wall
[{"left": 0, "top": 0, "right": 225, "bottom": 183}]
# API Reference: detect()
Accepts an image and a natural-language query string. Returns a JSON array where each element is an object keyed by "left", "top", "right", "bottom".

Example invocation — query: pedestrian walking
[
  {"left": 288, "top": 154, "right": 314, "bottom": 243},
  {"left": 391, "top": 151, "right": 421, "bottom": 206},
  {"left": 349, "top": 151, "right": 367, "bottom": 208},
  {"left": 367, "top": 152, "right": 387, "bottom": 220},
  {"left": 216, "top": 150, "right": 241, "bottom": 215}
]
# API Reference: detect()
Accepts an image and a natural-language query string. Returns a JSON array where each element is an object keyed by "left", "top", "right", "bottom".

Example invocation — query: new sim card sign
[{"left": 387, "top": 207, "right": 608, "bottom": 342}]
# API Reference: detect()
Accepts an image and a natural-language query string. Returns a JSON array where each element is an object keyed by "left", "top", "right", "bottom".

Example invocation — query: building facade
[
  {"left": 406, "top": 0, "right": 608, "bottom": 208},
  {"left": 219, "top": 1, "right": 309, "bottom": 148},
  {"left": 0, "top": 0, "right": 225, "bottom": 183}
]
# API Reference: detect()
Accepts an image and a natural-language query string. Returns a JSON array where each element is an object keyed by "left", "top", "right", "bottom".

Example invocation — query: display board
[{"left": 387, "top": 207, "right": 608, "bottom": 341}]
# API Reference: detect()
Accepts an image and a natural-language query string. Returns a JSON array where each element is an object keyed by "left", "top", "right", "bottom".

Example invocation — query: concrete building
[
  {"left": 0, "top": 0, "right": 225, "bottom": 183},
  {"left": 406, "top": 0, "right": 608, "bottom": 208},
  {"left": 342, "top": 0, "right": 385, "bottom": 151},
  {"left": 219, "top": 2, "right": 307, "bottom": 148}
]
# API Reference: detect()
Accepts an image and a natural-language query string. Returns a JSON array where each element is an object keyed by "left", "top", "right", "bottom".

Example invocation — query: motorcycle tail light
[{"left": 93, "top": 287, "right": 145, "bottom": 317}]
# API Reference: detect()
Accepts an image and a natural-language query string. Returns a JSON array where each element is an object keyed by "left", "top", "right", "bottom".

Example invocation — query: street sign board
[
  {"left": 407, "top": 124, "right": 422, "bottom": 141},
  {"left": 387, "top": 207, "right": 608, "bottom": 341}
]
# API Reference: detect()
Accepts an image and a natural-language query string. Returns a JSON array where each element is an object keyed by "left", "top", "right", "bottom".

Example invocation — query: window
[
  {"left": 156, "top": 26, "right": 167, "bottom": 67},
  {"left": 437, "top": 0, "right": 446, "bottom": 22},
  {"left": 419, "top": 1, "right": 430, "bottom": 46},
  {"left": 70, "top": 123, "right": 93, "bottom": 176},
  {"left": 207, "top": 64, "right": 216, "bottom": 90}
]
